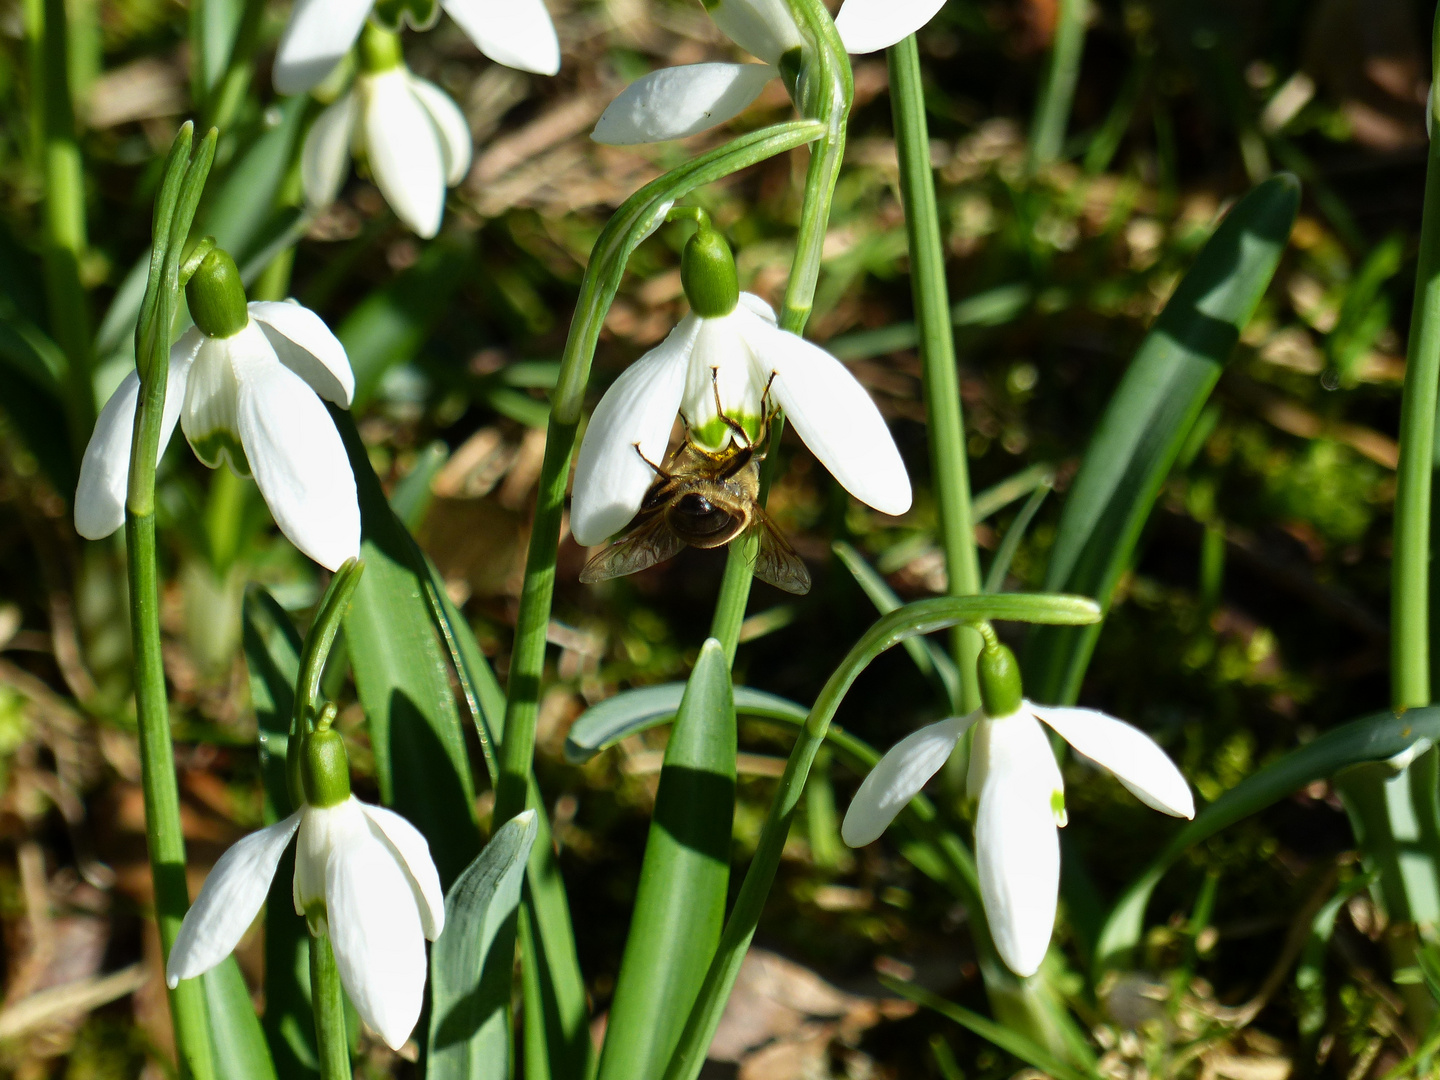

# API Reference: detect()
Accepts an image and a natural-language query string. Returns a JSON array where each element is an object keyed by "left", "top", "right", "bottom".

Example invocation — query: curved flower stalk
[
  {"left": 74, "top": 248, "right": 360, "bottom": 571},
  {"left": 302, "top": 26, "right": 473, "bottom": 238},
  {"left": 841, "top": 632, "right": 1194, "bottom": 977},
  {"left": 591, "top": 0, "right": 945, "bottom": 144},
  {"left": 569, "top": 218, "right": 911, "bottom": 547},
  {"left": 273, "top": 0, "right": 559, "bottom": 96},
  {"left": 167, "top": 716, "right": 444, "bottom": 1051}
]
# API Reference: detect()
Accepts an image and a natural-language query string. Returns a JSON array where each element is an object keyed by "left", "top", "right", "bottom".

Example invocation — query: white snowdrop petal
[
  {"left": 273, "top": 0, "right": 373, "bottom": 95},
  {"left": 742, "top": 310, "right": 912, "bottom": 515},
  {"left": 166, "top": 811, "right": 303, "bottom": 988},
  {"left": 326, "top": 824, "right": 429, "bottom": 1050},
  {"left": 841, "top": 713, "right": 976, "bottom": 847},
  {"left": 569, "top": 318, "right": 698, "bottom": 546},
  {"left": 1030, "top": 703, "right": 1195, "bottom": 819},
  {"left": 362, "top": 70, "right": 448, "bottom": 239},
  {"left": 249, "top": 300, "right": 356, "bottom": 407},
  {"left": 301, "top": 93, "right": 359, "bottom": 211},
  {"left": 408, "top": 75, "right": 474, "bottom": 186},
  {"left": 974, "top": 714, "right": 1061, "bottom": 977},
  {"left": 441, "top": 0, "right": 560, "bottom": 75},
  {"left": 181, "top": 329, "right": 253, "bottom": 473},
  {"left": 592, "top": 63, "right": 776, "bottom": 145},
  {"left": 231, "top": 337, "right": 360, "bottom": 571},
  {"left": 834, "top": 0, "right": 947, "bottom": 55},
  {"left": 707, "top": 0, "right": 804, "bottom": 65},
  {"left": 74, "top": 332, "right": 198, "bottom": 540},
  {"left": 360, "top": 803, "right": 446, "bottom": 940}
]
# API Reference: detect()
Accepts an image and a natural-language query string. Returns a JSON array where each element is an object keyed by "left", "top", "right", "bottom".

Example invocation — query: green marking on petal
[
  {"left": 689, "top": 413, "right": 762, "bottom": 453},
  {"left": 189, "top": 430, "right": 252, "bottom": 477},
  {"left": 1051, "top": 789, "right": 1068, "bottom": 826}
]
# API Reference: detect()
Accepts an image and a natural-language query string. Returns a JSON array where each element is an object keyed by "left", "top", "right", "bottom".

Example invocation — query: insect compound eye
[{"left": 670, "top": 492, "right": 734, "bottom": 538}]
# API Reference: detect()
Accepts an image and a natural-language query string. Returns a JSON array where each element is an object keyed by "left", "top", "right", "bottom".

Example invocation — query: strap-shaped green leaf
[
  {"left": 242, "top": 588, "right": 319, "bottom": 1080},
  {"left": 1025, "top": 175, "right": 1300, "bottom": 704},
  {"left": 333, "top": 410, "right": 479, "bottom": 887},
  {"left": 427, "top": 811, "right": 540, "bottom": 1080},
  {"left": 597, "top": 640, "right": 735, "bottom": 1080},
  {"left": 1095, "top": 707, "right": 1440, "bottom": 971}
]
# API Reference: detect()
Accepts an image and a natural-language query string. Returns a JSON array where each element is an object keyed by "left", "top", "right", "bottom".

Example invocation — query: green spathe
[
  {"left": 977, "top": 640, "right": 1023, "bottom": 718},
  {"left": 301, "top": 718, "right": 352, "bottom": 808},
  {"left": 680, "top": 220, "right": 739, "bottom": 319},
  {"left": 186, "top": 248, "right": 248, "bottom": 339}
]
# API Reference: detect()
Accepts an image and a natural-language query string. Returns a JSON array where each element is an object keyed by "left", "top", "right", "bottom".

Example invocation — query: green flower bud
[
  {"left": 185, "top": 248, "right": 249, "bottom": 339},
  {"left": 680, "top": 217, "right": 739, "bottom": 319},
  {"left": 359, "top": 21, "right": 405, "bottom": 73},
  {"left": 977, "top": 639, "right": 1023, "bottom": 718},
  {"left": 301, "top": 707, "right": 352, "bottom": 808}
]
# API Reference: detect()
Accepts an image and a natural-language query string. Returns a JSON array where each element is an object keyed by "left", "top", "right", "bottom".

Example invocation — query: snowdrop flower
[
  {"left": 570, "top": 217, "right": 910, "bottom": 546},
  {"left": 74, "top": 248, "right": 360, "bottom": 571},
  {"left": 274, "top": 0, "right": 559, "bottom": 96},
  {"left": 167, "top": 716, "right": 445, "bottom": 1051},
  {"left": 591, "top": 0, "right": 946, "bottom": 144},
  {"left": 841, "top": 634, "right": 1194, "bottom": 977},
  {"left": 303, "top": 26, "right": 472, "bottom": 238}
]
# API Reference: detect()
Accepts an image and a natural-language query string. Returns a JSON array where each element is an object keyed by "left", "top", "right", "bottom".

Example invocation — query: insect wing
[
  {"left": 750, "top": 512, "right": 811, "bottom": 595},
  {"left": 580, "top": 516, "right": 686, "bottom": 583}
]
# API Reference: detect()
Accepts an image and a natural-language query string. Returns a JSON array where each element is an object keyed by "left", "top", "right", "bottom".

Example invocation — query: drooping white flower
[
  {"left": 591, "top": 0, "right": 946, "bottom": 144},
  {"left": 842, "top": 697, "right": 1194, "bottom": 977},
  {"left": 569, "top": 289, "right": 911, "bottom": 545},
  {"left": 166, "top": 794, "right": 445, "bottom": 1050},
  {"left": 273, "top": 0, "right": 560, "bottom": 96},
  {"left": 303, "top": 63, "right": 472, "bottom": 238},
  {"left": 74, "top": 250, "right": 360, "bottom": 571}
]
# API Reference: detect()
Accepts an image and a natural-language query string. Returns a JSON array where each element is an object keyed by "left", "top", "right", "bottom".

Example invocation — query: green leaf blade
[{"left": 597, "top": 640, "right": 736, "bottom": 1080}]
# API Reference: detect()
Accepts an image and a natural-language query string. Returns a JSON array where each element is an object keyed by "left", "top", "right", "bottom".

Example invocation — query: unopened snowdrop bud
[
  {"left": 842, "top": 639, "right": 1195, "bottom": 978},
  {"left": 680, "top": 216, "right": 739, "bottom": 318},
  {"left": 186, "top": 249, "right": 249, "bottom": 339},
  {"left": 74, "top": 245, "right": 361, "bottom": 570}
]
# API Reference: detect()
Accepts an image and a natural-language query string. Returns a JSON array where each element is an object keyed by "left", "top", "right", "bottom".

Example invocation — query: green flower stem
[
  {"left": 1331, "top": 7, "right": 1440, "bottom": 1016},
  {"left": 309, "top": 933, "right": 353, "bottom": 1080},
  {"left": 29, "top": 0, "right": 95, "bottom": 450},
  {"left": 888, "top": 33, "right": 981, "bottom": 707},
  {"left": 490, "top": 121, "right": 823, "bottom": 828},
  {"left": 661, "top": 596, "right": 1100, "bottom": 1080},
  {"left": 125, "top": 124, "right": 217, "bottom": 1080},
  {"left": 707, "top": 0, "right": 852, "bottom": 660},
  {"left": 1391, "top": 10, "right": 1440, "bottom": 714},
  {"left": 1026, "top": 0, "right": 1087, "bottom": 173}
]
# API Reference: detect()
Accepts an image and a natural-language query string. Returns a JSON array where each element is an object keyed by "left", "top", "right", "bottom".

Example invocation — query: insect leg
[
  {"left": 710, "top": 366, "right": 754, "bottom": 449},
  {"left": 632, "top": 442, "right": 671, "bottom": 478}
]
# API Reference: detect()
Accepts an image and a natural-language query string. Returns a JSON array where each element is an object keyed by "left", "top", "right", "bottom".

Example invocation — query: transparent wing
[
  {"left": 751, "top": 512, "right": 811, "bottom": 595},
  {"left": 579, "top": 516, "right": 686, "bottom": 583}
]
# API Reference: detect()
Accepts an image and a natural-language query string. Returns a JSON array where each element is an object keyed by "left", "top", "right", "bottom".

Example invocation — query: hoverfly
[{"left": 579, "top": 397, "right": 811, "bottom": 595}]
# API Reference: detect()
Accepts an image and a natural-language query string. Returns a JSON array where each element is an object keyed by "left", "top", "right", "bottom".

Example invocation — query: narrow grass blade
[
  {"left": 1096, "top": 707, "right": 1440, "bottom": 971},
  {"left": 597, "top": 641, "right": 735, "bottom": 1080},
  {"left": 1025, "top": 175, "right": 1300, "bottom": 704},
  {"left": 427, "top": 812, "right": 540, "bottom": 1080},
  {"left": 881, "top": 978, "right": 1096, "bottom": 1080}
]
